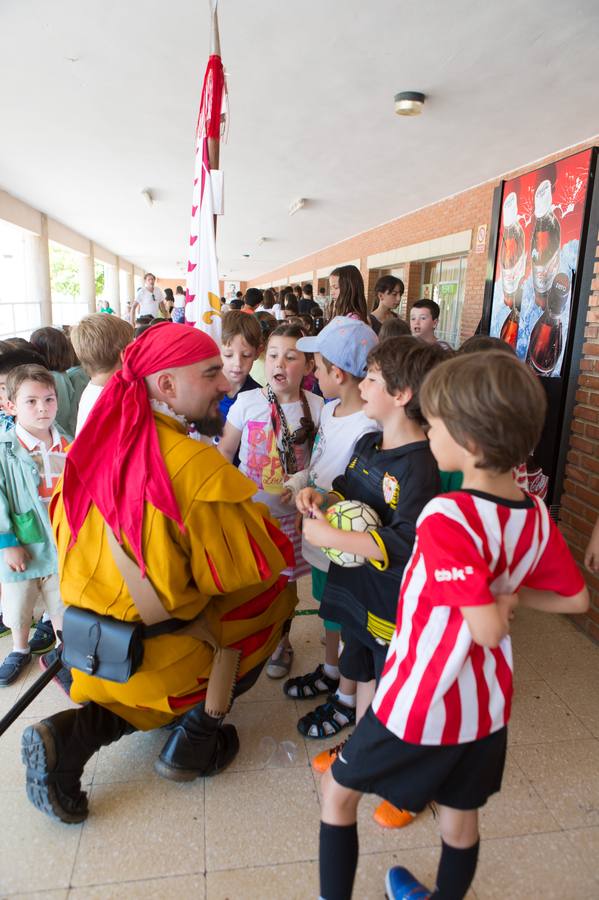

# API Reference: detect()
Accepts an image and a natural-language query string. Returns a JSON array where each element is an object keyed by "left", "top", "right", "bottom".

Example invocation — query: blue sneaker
[{"left": 385, "top": 866, "right": 431, "bottom": 900}]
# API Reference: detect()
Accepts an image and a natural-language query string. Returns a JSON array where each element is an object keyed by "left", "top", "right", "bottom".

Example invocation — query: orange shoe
[
  {"left": 311, "top": 739, "right": 348, "bottom": 774},
  {"left": 373, "top": 801, "right": 415, "bottom": 829}
]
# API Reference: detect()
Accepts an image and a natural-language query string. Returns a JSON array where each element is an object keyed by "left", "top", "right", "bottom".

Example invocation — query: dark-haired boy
[
  {"left": 0, "top": 365, "right": 67, "bottom": 685},
  {"left": 298, "top": 283, "right": 314, "bottom": 315},
  {"left": 0, "top": 348, "right": 47, "bottom": 433},
  {"left": 317, "top": 351, "right": 588, "bottom": 900},
  {"left": 302, "top": 337, "right": 446, "bottom": 826},
  {"left": 410, "top": 298, "right": 452, "bottom": 350},
  {"left": 241, "top": 288, "right": 263, "bottom": 314}
]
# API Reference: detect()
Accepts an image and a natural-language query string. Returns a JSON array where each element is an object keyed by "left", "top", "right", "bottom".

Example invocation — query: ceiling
[{"left": 1, "top": 0, "right": 598, "bottom": 281}]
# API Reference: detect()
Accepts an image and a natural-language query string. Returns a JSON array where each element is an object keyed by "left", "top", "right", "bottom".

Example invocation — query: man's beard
[{"left": 193, "top": 411, "right": 224, "bottom": 438}]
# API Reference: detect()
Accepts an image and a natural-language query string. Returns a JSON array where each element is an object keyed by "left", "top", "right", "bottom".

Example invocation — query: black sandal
[
  {"left": 297, "top": 694, "right": 356, "bottom": 738},
  {"left": 283, "top": 664, "right": 340, "bottom": 700}
]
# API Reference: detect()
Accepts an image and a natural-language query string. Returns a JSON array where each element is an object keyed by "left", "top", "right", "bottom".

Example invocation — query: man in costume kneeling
[{"left": 21, "top": 322, "right": 296, "bottom": 823}]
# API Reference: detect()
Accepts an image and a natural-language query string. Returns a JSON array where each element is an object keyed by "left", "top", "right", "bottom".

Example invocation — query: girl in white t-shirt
[{"left": 219, "top": 324, "right": 324, "bottom": 677}]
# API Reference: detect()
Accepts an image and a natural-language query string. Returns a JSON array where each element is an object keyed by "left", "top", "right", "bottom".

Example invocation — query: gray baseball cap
[{"left": 296, "top": 316, "right": 378, "bottom": 377}]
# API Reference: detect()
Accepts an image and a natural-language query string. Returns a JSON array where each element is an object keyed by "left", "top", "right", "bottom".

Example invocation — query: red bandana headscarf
[{"left": 63, "top": 322, "right": 220, "bottom": 574}]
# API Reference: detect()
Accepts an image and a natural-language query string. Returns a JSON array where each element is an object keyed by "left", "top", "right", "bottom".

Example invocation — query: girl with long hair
[
  {"left": 328, "top": 265, "right": 368, "bottom": 323},
  {"left": 369, "top": 275, "right": 405, "bottom": 334}
]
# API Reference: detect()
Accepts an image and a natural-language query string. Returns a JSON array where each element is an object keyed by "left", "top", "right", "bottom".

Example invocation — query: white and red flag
[{"left": 185, "top": 2, "right": 227, "bottom": 340}]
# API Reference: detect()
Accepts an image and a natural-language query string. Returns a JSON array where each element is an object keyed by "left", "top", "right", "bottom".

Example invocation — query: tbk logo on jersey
[
  {"left": 434, "top": 566, "right": 475, "bottom": 583},
  {"left": 382, "top": 472, "right": 399, "bottom": 509}
]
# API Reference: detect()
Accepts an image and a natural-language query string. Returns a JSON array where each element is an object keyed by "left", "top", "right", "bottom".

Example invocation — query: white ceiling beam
[{"left": 0, "top": 188, "right": 42, "bottom": 235}]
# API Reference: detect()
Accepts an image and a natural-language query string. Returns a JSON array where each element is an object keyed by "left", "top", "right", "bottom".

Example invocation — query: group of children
[
  {"left": 211, "top": 296, "right": 588, "bottom": 899},
  {"left": 0, "top": 277, "right": 591, "bottom": 899}
]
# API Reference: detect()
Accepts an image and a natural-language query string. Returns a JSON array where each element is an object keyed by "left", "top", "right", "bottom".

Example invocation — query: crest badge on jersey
[{"left": 382, "top": 472, "right": 400, "bottom": 509}]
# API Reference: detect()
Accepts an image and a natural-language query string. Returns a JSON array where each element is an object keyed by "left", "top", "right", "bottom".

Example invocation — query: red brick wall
[
  {"left": 247, "top": 182, "right": 493, "bottom": 342},
  {"left": 248, "top": 136, "right": 599, "bottom": 344},
  {"left": 558, "top": 236, "right": 599, "bottom": 641}
]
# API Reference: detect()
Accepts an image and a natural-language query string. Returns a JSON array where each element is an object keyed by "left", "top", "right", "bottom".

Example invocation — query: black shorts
[
  {"left": 331, "top": 706, "right": 507, "bottom": 812},
  {"left": 339, "top": 630, "right": 387, "bottom": 684}
]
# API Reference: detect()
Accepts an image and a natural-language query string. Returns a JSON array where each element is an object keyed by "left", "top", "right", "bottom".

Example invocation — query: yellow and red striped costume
[{"left": 50, "top": 412, "right": 296, "bottom": 730}]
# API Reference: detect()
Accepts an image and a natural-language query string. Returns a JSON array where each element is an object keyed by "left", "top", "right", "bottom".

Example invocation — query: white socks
[{"left": 335, "top": 690, "right": 356, "bottom": 708}]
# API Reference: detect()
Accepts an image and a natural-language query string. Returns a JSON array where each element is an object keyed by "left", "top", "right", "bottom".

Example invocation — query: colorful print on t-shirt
[{"left": 246, "top": 419, "right": 308, "bottom": 493}]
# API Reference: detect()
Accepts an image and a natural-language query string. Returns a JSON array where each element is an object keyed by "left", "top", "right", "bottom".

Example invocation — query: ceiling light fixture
[
  {"left": 394, "top": 91, "right": 426, "bottom": 116},
  {"left": 288, "top": 198, "right": 305, "bottom": 216},
  {"left": 141, "top": 188, "right": 154, "bottom": 207}
]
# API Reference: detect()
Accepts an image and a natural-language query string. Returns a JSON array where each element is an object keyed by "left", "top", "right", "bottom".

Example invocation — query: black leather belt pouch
[{"left": 62, "top": 606, "right": 144, "bottom": 683}]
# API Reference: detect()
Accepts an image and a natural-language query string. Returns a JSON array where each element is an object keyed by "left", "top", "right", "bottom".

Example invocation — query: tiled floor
[{"left": 1, "top": 580, "right": 599, "bottom": 898}]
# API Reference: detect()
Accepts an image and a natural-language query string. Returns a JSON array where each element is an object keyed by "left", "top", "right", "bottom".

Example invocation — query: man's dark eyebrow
[{"left": 202, "top": 364, "right": 223, "bottom": 375}]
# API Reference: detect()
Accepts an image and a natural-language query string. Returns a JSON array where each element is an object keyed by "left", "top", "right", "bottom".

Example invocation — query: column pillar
[
  {"left": 123, "top": 267, "right": 134, "bottom": 319},
  {"left": 24, "top": 213, "right": 52, "bottom": 326},
  {"left": 80, "top": 242, "right": 96, "bottom": 315},
  {"left": 113, "top": 256, "right": 122, "bottom": 317}
]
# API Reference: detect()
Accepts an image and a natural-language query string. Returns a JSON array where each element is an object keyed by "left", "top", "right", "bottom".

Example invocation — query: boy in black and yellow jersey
[{"left": 300, "top": 336, "right": 448, "bottom": 827}]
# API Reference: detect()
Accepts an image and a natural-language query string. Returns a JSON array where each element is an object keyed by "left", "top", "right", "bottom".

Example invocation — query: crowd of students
[{"left": 0, "top": 263, "right": 596, "bottom": 900}]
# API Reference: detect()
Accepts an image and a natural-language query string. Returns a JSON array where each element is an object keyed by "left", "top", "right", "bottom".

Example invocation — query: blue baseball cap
[{"left": 296, "top": 316, "right": 378, "bottom": 377}]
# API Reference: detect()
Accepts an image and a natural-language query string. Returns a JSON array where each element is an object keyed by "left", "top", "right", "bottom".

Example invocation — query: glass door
[{"left": 421, "top": 256, "right": 467, "bottom": 347}]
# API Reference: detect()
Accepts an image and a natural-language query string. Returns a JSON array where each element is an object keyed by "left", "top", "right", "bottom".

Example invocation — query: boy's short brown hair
[
  {"left": 420, "top": 351, "right": 547, "bottom": 472},
  {"left": 220, "top": 310, "right": 262, "bottom": 351},
  {"left": 458, "top": 335, "right": 515, "bottom": 356},
  {"left": 70, "top": 315, "right": 134, "bottom": 376},
  {"left": 378, "top": 317, "right": 412, "bottom": 341},
  {"left": 367, "top": 336, "right": 450, "bottom": 425},
  {"left": 6, "top": 364, "right": 56, "bottom": 403}
]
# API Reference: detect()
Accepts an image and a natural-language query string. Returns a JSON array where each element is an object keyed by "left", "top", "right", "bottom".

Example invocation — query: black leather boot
[
  {"left": 22, "top": 704, "right": 134, "bottom": 823},
  {"left": 155, "top": 705, "right": 239, "bottom": 782}
]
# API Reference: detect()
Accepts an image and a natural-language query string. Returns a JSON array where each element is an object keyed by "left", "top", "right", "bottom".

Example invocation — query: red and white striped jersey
[{"left": 372, "top": 490, "right": 584, "bottom": 746}]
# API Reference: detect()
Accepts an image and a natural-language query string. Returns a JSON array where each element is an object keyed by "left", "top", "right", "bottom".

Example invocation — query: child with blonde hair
[{"left": 70, "top": 314, "right": 134, "bottom": 435}]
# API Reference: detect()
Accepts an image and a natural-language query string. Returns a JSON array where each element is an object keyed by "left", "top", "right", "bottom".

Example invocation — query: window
[
  {"left": 49, "top": 241, "right": 89, "bottom": 327},
  {"left": 0, "top": 220, "right": 41, "bottom": 340}
]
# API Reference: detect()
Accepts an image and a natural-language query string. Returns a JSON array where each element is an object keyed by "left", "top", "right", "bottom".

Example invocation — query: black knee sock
[
  {"left": 431, "top": 839, "right": 480, "bottom": 900},
  {"left": 50, "top": 704, "right": 134, "bottom": 793},
  {"left": 319, "top": 821, "right": 358, "bottom": 900}
]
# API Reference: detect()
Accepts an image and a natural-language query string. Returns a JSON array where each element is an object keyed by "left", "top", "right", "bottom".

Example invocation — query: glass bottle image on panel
[
  {"left": 526, "top": 272, "right": 570, "bottom": 376},
  {"left": 531, "top": 179, "right": 561, "bottom": 310},
  {"left": 499, "top": 192, "right": 526, "bottom": 348}
]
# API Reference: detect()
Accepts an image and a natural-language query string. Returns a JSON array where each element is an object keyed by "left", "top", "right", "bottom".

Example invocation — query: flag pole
[
  {"left": 208, "top": 0, "right": 222, "bottom": 231},
  {"left": 185, "top": 0, "right": 225, "bottom": 335}
]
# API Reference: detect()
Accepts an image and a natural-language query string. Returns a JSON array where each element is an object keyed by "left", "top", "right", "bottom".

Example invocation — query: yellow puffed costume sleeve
[{"left": 175, "top": 453, "right": 297, "bottom": 660}]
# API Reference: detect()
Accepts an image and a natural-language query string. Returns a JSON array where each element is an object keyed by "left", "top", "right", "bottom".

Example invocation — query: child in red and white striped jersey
[{"left": 318, "top": 351, "right": 588, "bottom": 900}]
